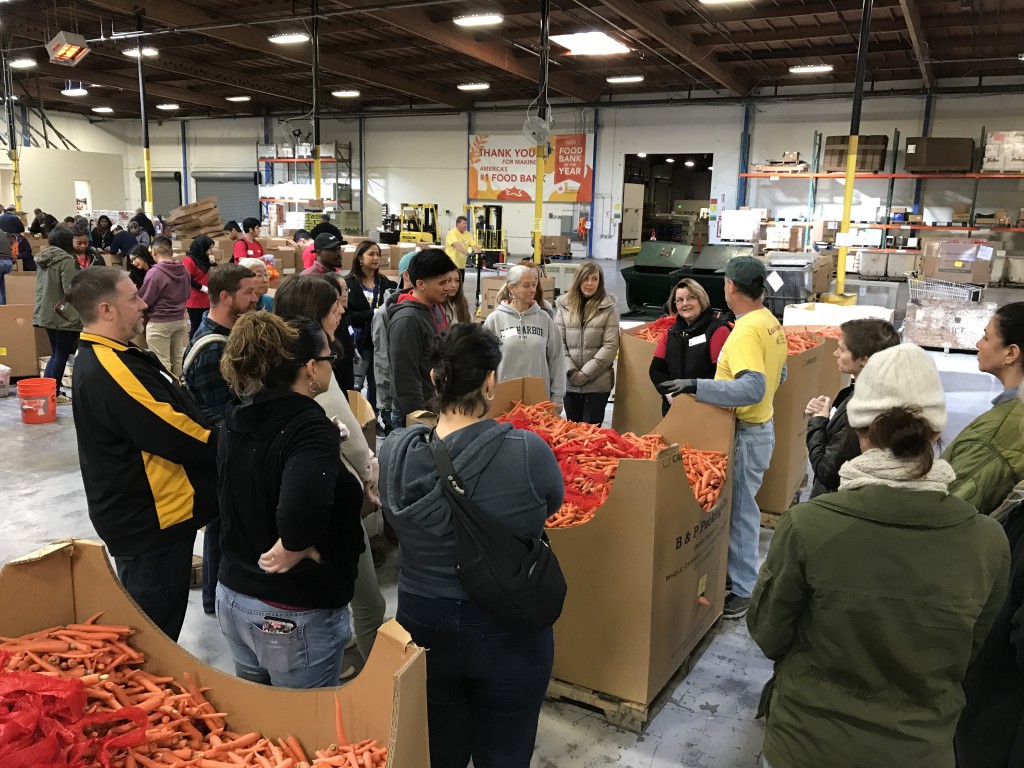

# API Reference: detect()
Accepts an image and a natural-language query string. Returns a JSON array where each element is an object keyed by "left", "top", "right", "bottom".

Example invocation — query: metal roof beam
[{"left": 896, "top": 0, "right": 935, "bottom": 87}]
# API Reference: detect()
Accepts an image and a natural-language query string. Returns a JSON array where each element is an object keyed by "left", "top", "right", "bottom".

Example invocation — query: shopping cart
[{"left": 905, "top": 272, "right": 984, "bottom": 304}]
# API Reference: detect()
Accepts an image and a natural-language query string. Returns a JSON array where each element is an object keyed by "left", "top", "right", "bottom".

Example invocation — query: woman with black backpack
[{"left": 379, "top": 323, "right": 564, "bottom": 768}]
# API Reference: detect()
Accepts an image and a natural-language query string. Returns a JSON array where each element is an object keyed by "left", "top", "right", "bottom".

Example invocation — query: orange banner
[{"left": 468, "top": 133, "right": 594, "bottom": 203}]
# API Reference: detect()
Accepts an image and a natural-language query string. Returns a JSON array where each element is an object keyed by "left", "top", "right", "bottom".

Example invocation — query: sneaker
[
  {"left": 56, "top": 394, "right": 72, "bottom": 405},
  {"left": 723, "top": 593, "right": 749, "bottom": 620},
  {"left": 339, "top": 665, "right": 356, "bottom": 681},
  {"left": 345, "top": 636, "right": 357, "bottom": 651}
]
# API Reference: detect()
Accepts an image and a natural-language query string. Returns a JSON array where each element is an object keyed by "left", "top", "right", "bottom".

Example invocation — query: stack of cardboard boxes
[
  {"left": 983, "top": 131, "right": 1024, "bottom": 173},
  {"left": 0, "top": 272, "right": 50, "bottom": 378}
]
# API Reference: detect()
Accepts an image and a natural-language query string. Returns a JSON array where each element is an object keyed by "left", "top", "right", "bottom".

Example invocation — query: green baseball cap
[{"left": 717, "top": 256, "right": 768, "bottom": 284}]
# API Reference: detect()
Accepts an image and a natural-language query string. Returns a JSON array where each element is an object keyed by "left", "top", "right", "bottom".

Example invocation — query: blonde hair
[
  {"left": 220, "top": 312, "right": 323, "bottom": 397},
  {"left": 667, "top": 278, "right": 710, "bottom": 315},
  {"left": 566, "top": 261, "right": 606, "bottom": 324}
]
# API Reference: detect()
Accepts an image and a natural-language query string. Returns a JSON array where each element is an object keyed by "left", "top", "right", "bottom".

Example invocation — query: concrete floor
[{"left": 0, "top": 259, "right": 1013, "bottom": 767}]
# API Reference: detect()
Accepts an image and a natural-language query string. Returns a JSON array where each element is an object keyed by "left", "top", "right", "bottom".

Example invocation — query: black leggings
[{"left": 563, "top": 391, "right": 611, "bottom": 426}]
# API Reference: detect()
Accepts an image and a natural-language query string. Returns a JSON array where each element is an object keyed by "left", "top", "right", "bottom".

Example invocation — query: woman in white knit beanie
[{"left": 746, "top": 343, "right": 1010, "bottom": 768}]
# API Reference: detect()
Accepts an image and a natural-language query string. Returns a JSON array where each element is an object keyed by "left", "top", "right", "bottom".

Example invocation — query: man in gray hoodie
[
  {"left": 386, "top": 248, "right": 456, "bottom": 429},
  {"left": 138, "top": 235, "right": 191, "bottom": 378}
]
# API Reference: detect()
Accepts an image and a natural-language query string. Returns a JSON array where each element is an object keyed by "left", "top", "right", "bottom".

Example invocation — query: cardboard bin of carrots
[
  {"left": 0, "top": 542, "right": 430, "bottom": 768},
  {"left": 611, "top": 317, "right": 677, "bottom": 437}
]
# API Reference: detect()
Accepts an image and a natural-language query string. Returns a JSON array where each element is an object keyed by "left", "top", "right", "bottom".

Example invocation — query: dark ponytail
[
  {"left": 865, "top": 406, "right": 936, "bottom": 478},
  {"left": 430, "top": 324, "right": 502, "bottom": 417}
]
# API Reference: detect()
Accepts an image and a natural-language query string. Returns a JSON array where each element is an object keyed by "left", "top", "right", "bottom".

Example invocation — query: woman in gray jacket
[{"left": 554, "top": 262, "right": 620, "bottom": 424}]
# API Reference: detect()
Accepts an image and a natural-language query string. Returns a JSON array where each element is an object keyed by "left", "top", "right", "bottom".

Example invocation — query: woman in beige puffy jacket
[{"left": 554, "top": 262, "right": 620, "bottom": 425}]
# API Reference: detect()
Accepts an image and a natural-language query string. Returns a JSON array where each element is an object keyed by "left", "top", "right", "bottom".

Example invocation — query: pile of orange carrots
[
  {"left": 785, "top": 329, "right": 824, "bottom": 355},
  {"left": 0, "top": 615, "right": 385, "bottom": 768},
  {"left": 633, "top": 316, "right": 676, "bottom": 343},
  {"left": 810, "top": 325, "right": 843, "bottom": 339},
  {"left": 680, "top": 446, "right": 729, "bottom": 510},
  {"left": 498, "top": 402, "right": 666, "bottom": 528}
]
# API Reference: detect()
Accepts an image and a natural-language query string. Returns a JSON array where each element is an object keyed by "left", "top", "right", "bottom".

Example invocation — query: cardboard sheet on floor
[
  {"left": 0, "top": 541, "right": 428, "bottom": 765},
  {"left": 488, "top": 379, "right": 734, "bottom": 707}
]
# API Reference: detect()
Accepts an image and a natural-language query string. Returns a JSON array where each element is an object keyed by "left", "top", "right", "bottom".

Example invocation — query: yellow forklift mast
[
  {"left": 399, "top": 203, "right": 438, "bottom": 243},
  {"left": 463, "top": 204, "right": 507, "bottom": 268}
]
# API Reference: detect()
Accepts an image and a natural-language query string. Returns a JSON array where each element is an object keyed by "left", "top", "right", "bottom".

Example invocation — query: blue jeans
[
  {"left": 114, "top": 536, "right": 195, "bottom": 642},
  {"left": 0, "top": 258, "right": 12, "bottom": 304},
  {"left": 729, "top": 420, "right": 775, "bottom": 599},
  {"left": 398, "top": 590, "right": 553, "bottom": 768},
  {"left": 215, "top": 583, "right": 351, "bottom": 688}
]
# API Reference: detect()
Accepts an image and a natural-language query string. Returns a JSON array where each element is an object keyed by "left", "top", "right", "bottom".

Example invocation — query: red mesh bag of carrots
[
  {"left": 632, "top": 316, "right": 675, "bottom": 343},
  {"left": 0, "top": 616, "right": 388, "bottom": 767}
]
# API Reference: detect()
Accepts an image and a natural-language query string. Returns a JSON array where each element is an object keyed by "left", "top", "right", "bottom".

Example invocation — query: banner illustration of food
[{"left": 468, "top": 133, "right": 594, "bottom": 203}]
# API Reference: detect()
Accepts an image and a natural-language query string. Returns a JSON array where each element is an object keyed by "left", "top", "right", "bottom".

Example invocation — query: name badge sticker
[{"left": 689, "top": 334, "right": 707, "bottom": 347}]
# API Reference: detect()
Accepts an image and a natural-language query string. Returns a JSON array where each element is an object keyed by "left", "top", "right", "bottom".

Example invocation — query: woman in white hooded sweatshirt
[{"left": 484, "top": 264, "right": 566, "bottom": 409}]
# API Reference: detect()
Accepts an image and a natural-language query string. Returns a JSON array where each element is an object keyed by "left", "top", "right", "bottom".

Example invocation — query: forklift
[
  {"left": 379, "top": 203, "right": 401, "bottom": 244},
  {"left": 463, "top": 204, "right": 507, "bottom": 268},
  {"left": 399, "top": 203, "right": 438, "bottom": 243}
]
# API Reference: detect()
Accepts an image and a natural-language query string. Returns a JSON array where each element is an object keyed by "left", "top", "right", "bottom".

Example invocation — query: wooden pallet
[
  {"left": 751, "top": 164, "right": 810, "bottom": 175},
  {"left": 545, "top": 618, "right": 722, "bottom": 734}
]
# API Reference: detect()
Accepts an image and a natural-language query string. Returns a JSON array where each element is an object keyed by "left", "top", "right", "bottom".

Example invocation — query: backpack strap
[
  {"left": 429, "top": 431, "right": 466, "bottom": 496},
  {"left": 182, "top": 333, "right": 229, "bottom": 377}
]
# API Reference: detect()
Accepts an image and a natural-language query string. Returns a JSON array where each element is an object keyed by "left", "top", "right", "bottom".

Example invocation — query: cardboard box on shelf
[
  {"left": 0, "top": 305, "right": 51, "bottom": 377},
  {"left": 952, "top": 204, "right": 972, "bottom": 224},
  {"left": 0, "top": 541, "right": 428, "bottom": 765},
  {"left": 480, "top": 276, "right": 555, "bottom": 318},
  {"left": 823, "top": 135, "right": 889, "bottom": 173},
  {"left": 974, "top": 209, "right": 1011, "bottom": 226},
  {"left": 983, "top": 131, "right": 1024, "bottom": 173},
  {"left": 756, "top": 340, "right": 825, "bottom": 514},
  {"left": 541, "top": 235, "right": 571, "bottom": 256},
  {"left": 920, "top": 240, "right": 993, "bottom": 285},
  {"left": 611, "top": 323, "right": 667, "bottom": 437},
  {"left": 903, "top": 137, "right": 976, "bottom": 173},
  {"left": 5, "top": 271, "right": 36, "bottom": 305},
  {"left": 270, "top": 246, "right": 299, "bottom": 274},
  {"left": 810, "top": 252, "right": 834, "bottom": 293},
  {"left": 485, "top": 378, "right": 733, "bottom": 711}
]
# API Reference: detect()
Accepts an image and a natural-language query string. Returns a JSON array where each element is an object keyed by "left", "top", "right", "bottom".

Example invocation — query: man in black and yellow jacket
[{"left": 68, "top": 266, "right": 217, "bottom": 641}]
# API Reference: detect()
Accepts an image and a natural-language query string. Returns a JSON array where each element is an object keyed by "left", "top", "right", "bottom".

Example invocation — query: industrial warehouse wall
[
  {"left": 2, "top": 90, "right": 1023, "bottom": 257},
  {"left": 16, "top": 147, "right": 126, "bottom": 219}
]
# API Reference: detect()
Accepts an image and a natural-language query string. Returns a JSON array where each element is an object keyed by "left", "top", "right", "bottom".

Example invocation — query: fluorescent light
[
  {"left": 457, "top": 82, "right": 490, "bottom": 91},
  {"left": 332, "top": 89, "right": 361, "bottom": 98},
  {"left": 637, "top": 152, "right": 647, "bottom": 158},
  {"left": 453, "top": 13, "right": 504, "bottom": 27},
  {"left": 122, "top": 47, "right": 158, "bottom": 58},
  {"left": 10, "top": 58, "right": 37, "bottom": 69},
  {"left": 606, "top": 74, "right": 644, "bottom": 84},
  {"left": 91, "top": 106, "right": 113, "bottom": 114},
  {"left": 551, "top": 32, "right": 629, "bottom": 56},
  {"left": 708, "top": 165, "right": 714, "bottom": 170},
  {"left": 156, "top": 103, "right": 179, "bottom": 110},
  {"left": 685, "top": 160, "right": 695, "bottom": 167},
  {"left": 789, "top": 64, "right": 834, "bottom": 74},
  {"left": 225, "top": 95, "right": 251, "bottom": 102},
  {"left": 1019, "top": 53, "right": 1024, "bottom": 61},
  {"left": 61, "top": 82, "right": 88, "bottom": 97},
  {"left": 666, "top": 158, "right": 675, "bottom": 163},
  {"left": 268, "top": 32, "right": 310, "bottom": 44}
]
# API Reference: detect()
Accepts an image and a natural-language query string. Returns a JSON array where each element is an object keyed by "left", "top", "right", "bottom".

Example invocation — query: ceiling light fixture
[
  {"left": 61, "top": 81, "right": 88, "bottom": 97},
  {"left": 666, "top": 158, "right": 675, "bottom": 163},
  {"left": 332, "top": 89, "right": 361, "bottom": 98},
  {"left": 9, "top": 57, "right": 37, "bottom": 69},
  {"left": 708, "top": 165, "right": 714, "bottom": 171},
  {"left": 225, "top": 95, "right": 251, "bottom": 102},
  {"left": 268, "top": 32, "right": 310, "bottom": 44},
  {"left": 551, "top": 32, "right": 630, "bottom": 56},
  {"left": 789, "top": 63, "right": 834, "bottom": 74},
  {"left": 637, "top": 152, "right": 647, "bottom": 158},
  {"left": 1019, "top": 53, "right": 1024, "bottom": 61},
  {"left": 606, "top": 74, "right": 644, "bottom": 84},
  {"left": 156, "top": 103, "right": 179, "bottom": 111},
  {"left": 684, "top": 160, "right": 695, "bottom": 167},
  {"left": 453, "top": 13, "right": 504, "bottom": 27},
  {"left": 92, "top": 106, "right": 114, "bottom": 114},
  {"left": 122, "top": 47, "right": 158, "bottom": 58},
  {"left": 457, "top": 82, "right": 490, "bottom": 91}
]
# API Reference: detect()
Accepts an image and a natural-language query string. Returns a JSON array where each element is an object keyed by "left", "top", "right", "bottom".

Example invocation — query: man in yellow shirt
[
  {"left": 657, "top": 257, "right": 787, "bottom": 619},
  {"left": 444, "top": 216, "right": 478, "bottom": 277}
]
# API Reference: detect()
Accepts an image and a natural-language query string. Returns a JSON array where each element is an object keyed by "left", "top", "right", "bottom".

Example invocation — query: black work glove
[{"left": 658, "top": 378, "right": 696, "bottom": 395}]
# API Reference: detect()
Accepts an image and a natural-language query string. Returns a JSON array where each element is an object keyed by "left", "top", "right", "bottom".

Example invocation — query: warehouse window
[
  {"left": 191, "top": 172, "right": 259, "bottom": 224},
  {"left": 135, "top": 171, "right": 183, "bottom": 218}
]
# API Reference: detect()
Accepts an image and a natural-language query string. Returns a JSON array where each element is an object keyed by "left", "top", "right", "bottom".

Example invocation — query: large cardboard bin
[
  {"left": 489, "top": 378, "right": 734, "bottom": 711},
  {"left": 784, "top": 324, "right": 852, "bottom": 400},
  {"left": 611, "top": 322, "right": 667, "bottom": 437},
  {"left": 0, "top": 541, "right": 428, "bottom": 766},
  {"left": 6, "top": 270, "right": 37, "bottom": 306},
  {"left": 756, "top": 339, "right": 825, "bottom": 514},
  {"left": 479, "top": 276, "right": 555, "bottom": 318},
  {"left": 0, "top": 304, "right": 52, "bottom": 377}
]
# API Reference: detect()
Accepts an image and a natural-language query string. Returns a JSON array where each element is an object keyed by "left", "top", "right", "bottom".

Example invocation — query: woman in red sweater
[{"left": 183, "top": 235, "right": 215, "bottom": 340}]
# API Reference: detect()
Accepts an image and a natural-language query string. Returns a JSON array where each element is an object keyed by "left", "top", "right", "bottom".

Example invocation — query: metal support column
[
  {"left": 1, "top": 47, "right": 20, "bottom": 213},
  {"left": 180, "top": 121, "right": 189, "bottom": 204},
  {"left": 311, "top": 0, "right": 322, "bottom": 202},
  {"left": 136, "top": 15, "right": 154, "bottom": 217},
  {"left": 587, "top": 108, "right": 598, "bottom": 259},
  {"left": 737, "top": 103, "right": 753, "bottom": 207},
  {"left": 358, "top": 116, "right": 365, "bottom": 234},
  {"left": 912, "top": 92, "right": 933, "bottom": 211},
  {"left": 532, "top": 0, "right": 551, "bottom": 264}
]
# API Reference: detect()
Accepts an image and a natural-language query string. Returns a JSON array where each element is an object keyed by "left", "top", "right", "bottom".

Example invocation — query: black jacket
[
  {"left": 345, "top": 272, "right": 397, "bottom": 351},
  {"left": 806, "top": 383, "right": 860, "bottom": 497},
  {"left": 387, "top": 292, "right": 446, "bottom": 415},
  {"left": 29, "top": 214, "right": 59, "bottom": 237},
  {"left": 649, "top": 308, "right": 732, "bottom": 415},
  {"left": 91, "top": 227, "right": 114, "bottom": 251},
  {"left": 130, "top": 212, "right": 156, "bottom": 238},
  {"left": 333, "top": 315, "right": 356, "bottom": 393},
  {"left": 217, "top": 390, "right": 365, "bottom": 609},
  {"left": 956, "top": 501, "right": 1024, "bottom": 768},
  {"left": 72, "top": 333, "right": 218, "bottom": 557},
  {"left": 0, "top": 211, "right": 25, "bottom": 235}
]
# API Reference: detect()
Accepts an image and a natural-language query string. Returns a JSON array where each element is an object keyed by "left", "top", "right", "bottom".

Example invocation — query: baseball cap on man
[
  {"left": 717, "top": 256, "right": 768, "bottom": 285},
  {"left": 314, "top": 233, "right": 342, "bottom": 251}
]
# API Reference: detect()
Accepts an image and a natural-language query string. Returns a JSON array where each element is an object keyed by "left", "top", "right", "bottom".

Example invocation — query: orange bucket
[{"left": 17, "top": 377, "right": 57, "bottom": 425}]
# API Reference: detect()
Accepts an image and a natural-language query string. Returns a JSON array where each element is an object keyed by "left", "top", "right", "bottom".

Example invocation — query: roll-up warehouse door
[
  {"left": 135, "top": 171, "right": 182, "bottom": 217},
  {"left": 191, "top": 172, "right": 260, "bottom": 224}
]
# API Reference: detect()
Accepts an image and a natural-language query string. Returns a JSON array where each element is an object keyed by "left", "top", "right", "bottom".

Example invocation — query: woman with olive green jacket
[{"left": 33, "top": 236, "right": 82, "bottom": 395}]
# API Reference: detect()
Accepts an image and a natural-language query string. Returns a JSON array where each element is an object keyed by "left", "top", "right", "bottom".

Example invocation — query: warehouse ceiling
[{"left": 1, "top": 0, "right": 1022, "bottom": 119}]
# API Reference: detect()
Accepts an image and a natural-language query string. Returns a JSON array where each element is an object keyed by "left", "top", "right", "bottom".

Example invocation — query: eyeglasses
[{"left": 311, "top": 353, "right": 338, "bottom": 364}]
